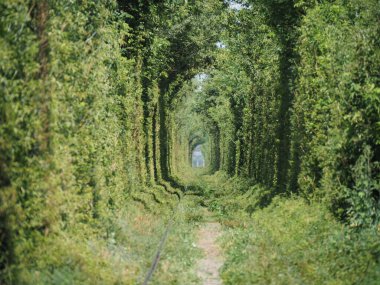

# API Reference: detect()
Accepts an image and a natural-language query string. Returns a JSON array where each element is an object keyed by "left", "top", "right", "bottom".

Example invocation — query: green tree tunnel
[{"left": 0, "top": 0, "right": 379, "bottom": 284}]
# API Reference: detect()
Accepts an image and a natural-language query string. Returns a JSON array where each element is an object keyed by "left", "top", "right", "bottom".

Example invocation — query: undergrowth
[
  {"left": 197, "top": 172, "right": 380, "bottom": 285},
  {"left": 152, "top": 195, "right": 204, "bottom": 285},
  {"left": 9, "top": 190, "right": 203, "bottom": 285},
  {"left": 13, "top": 201, "right": 166, "bottom": 284}
]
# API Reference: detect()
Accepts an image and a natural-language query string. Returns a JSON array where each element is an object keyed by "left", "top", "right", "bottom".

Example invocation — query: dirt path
[{"left": 196, "top": 222, "right": 223, "bottom": 285}]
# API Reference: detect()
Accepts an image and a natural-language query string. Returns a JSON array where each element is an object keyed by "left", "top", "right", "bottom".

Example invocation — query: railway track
[{"left": 142, "top": 190, "right": 185, "bottom": 285}]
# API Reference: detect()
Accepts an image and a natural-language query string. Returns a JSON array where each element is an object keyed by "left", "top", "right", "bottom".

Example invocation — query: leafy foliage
[
  {"left": 182, "top": 0, "right": 379, "bottom": 227},
  {"left": 290, "top": 0, "right": 380, "bottom": 225},
  {"left": 1, "top": 0, "right": 379, "bottom": 283},
  {"left": 0, "top": 0, "right": 220, "bottom": 283},
  {"left": 221, "top": 197, "right": 380, "bottom": 285}
]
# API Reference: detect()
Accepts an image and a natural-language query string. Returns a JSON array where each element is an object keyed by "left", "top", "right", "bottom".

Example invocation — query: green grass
[
  {"left": 22, "top": 168, "right": 379, "bottom": 285},
  {"left": 152, "top": 195, "right": 204, "bottom": 285},
  {"left": 192, "top": 172, "right": 380, "bottom": 285},
  {"left": 11, "top": 191, "right": 204, "bottom": 285},
  {"left": 221, "top": 198, "right": 380, "bottom": 285}
]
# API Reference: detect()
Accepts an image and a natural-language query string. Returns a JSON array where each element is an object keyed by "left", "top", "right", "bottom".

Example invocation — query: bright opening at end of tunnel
[{"left": 192, "top": 145, "right": 205, "bottom": 168}]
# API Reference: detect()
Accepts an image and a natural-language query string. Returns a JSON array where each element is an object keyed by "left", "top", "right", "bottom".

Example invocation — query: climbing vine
[{"left": 1, "top": 0, "right": 379, "bottom": 283}]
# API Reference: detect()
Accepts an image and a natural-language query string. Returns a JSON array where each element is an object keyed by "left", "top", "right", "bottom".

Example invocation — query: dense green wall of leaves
[
  {"left": 290, "top": 0, "right": 380, "bottom": 226},
  {"left": 0, "top": 1, "right": 146, "bottom": 281},
  {"left": 185, "top": 0, "right": 379, "bottom": 227},
  {"left": 0, "top": 0, "right": 222, "bottom": 282}
]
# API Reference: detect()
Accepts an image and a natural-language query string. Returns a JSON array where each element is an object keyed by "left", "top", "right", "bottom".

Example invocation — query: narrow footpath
[{"left": 196, "top": 221, "right": 223, "bottom": 285}]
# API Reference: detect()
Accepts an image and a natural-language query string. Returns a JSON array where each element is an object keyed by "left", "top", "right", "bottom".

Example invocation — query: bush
[{"left": 221, "top": 198, "right": 380, "bottom": 285}]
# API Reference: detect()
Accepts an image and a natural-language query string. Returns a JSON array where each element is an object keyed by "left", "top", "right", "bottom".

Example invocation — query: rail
[{"left": 142, "top": 189, "right": 185, "bottom": 285}]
